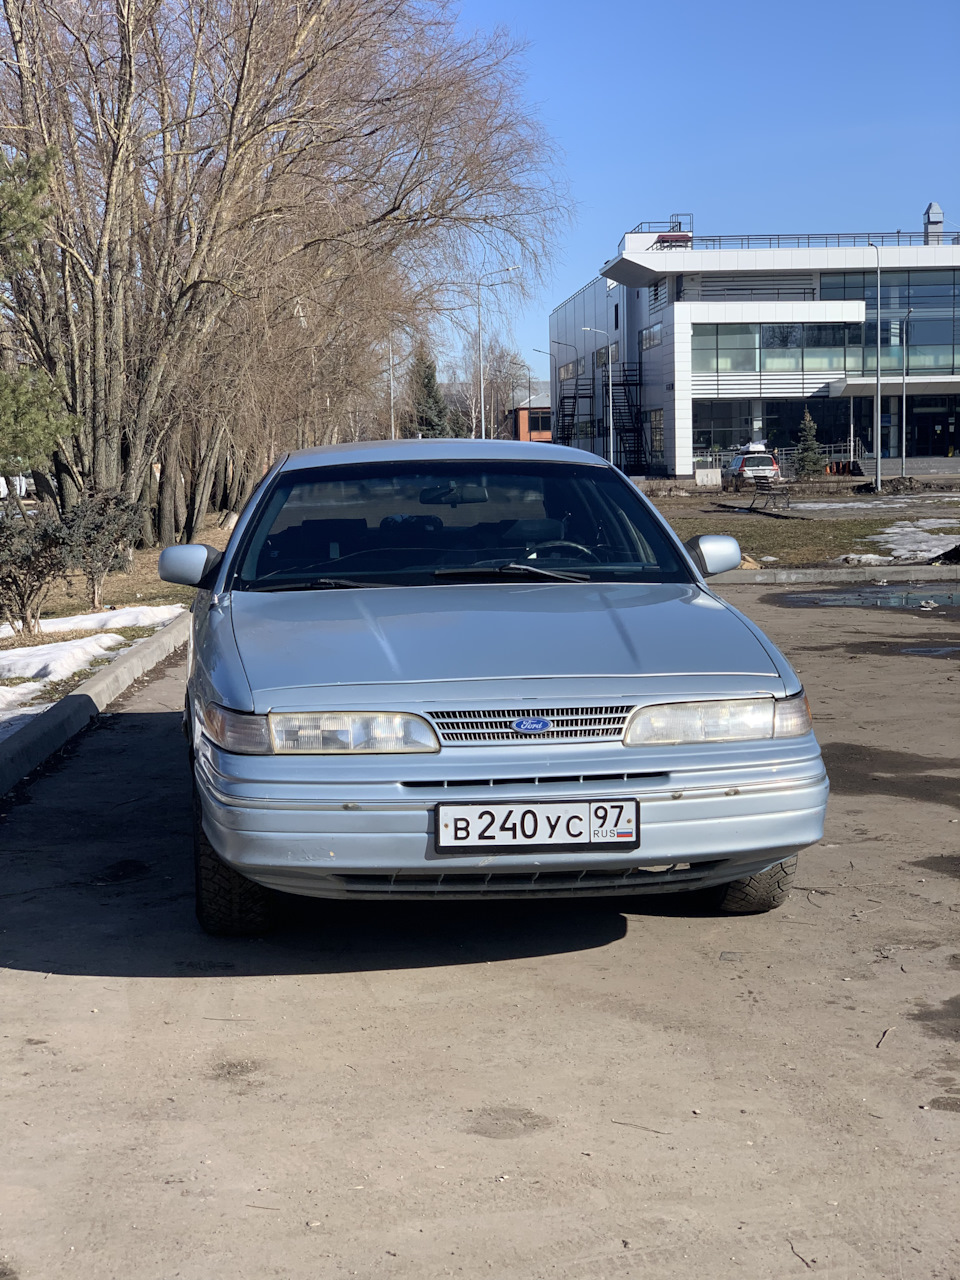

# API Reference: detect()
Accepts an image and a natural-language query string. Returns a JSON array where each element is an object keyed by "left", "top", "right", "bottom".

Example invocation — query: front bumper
[{"left": 194, "top": 737, "right": 829, "bottom": 900}]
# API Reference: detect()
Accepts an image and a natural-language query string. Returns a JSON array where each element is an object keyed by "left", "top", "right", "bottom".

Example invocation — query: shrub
[
  {"left": 63, "top": 490, "right": 142, "bottom": 610},
  {"left": 0, "top": 507, "right": 71, "bottom": 636}
]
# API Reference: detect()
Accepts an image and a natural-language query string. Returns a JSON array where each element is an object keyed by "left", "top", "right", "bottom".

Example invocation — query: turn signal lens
[
  {"left": 269, "top": 711, "right": 439, "bottom": 754},
  {"left": 202, "top": 703, "right": 272, "bottom": 754},
  {"left": 773, "top": 692, "right": 813, "bottom": 737}
]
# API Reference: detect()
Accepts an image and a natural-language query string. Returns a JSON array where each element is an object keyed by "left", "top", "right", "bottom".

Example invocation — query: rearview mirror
[
  {"left": 158, "top": 543, "right": 222, "bottom": 587},
  {"left": 419, "top": 483, "right": 488, "bottom": 506},
  {"left": 683, "top": 534, "right": 741, "bottom": 577}
]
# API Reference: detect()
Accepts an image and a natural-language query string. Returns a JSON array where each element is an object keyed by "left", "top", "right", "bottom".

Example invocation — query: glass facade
[
  {"left": 693, "top": 270, "right": 960, "bottom": 375},
  {"left": 692, "top": 395, "right": 959, "bottom": 457},
  {"left": 692, "top": 400, "right": 754, "bottom": 452},
  {"left": 820, "top": 269, "right": 960, "bottom": 373}
]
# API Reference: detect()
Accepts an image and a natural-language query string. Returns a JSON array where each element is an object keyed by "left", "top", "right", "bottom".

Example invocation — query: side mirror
[
  {"left": 158, "top": 543, "right": 222, "bottom": 588},
  {"left": 684, "top": 534, "right": 741, "bottom": 577}
]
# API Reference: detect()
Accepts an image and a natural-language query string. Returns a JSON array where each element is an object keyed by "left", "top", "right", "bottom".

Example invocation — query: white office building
[{"left": 548, "top": 204, "right": 960, "bottom": 475}]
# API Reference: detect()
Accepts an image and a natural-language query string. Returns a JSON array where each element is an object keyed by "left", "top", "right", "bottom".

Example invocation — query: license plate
[{"left": 435, "top": 800, "right": 639, "bottom": 851}]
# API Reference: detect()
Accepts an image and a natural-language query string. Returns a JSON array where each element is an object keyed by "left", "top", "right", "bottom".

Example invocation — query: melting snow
[
  {"left": 0, "top": 632, "right": 127, "bottom": 682},
  {"left": 794, "top": 494, "right": 960, "bottom": 512},
  {"left": 835, "top": 517, "right": 960, "bottom": 564}
]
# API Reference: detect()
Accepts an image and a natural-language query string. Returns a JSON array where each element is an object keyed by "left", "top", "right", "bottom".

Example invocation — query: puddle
[
  {"left": 901, "top": 646, "right": 960, "bottom": 656},
  {"left": 780, "top": 587, "right": 960, "bottom": 610}
]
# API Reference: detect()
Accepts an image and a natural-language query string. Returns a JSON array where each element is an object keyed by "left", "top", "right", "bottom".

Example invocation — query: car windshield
[
  {"left": 230, "top": 459, "right": 692, "bottom": 589},
  {"left": 743, "top": 455, "right": 775, "bottom": 468}
]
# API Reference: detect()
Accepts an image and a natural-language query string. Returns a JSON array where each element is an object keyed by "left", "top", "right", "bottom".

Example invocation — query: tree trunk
[{"left": 158, "top": 425, "right": 182, "bottom": 548}]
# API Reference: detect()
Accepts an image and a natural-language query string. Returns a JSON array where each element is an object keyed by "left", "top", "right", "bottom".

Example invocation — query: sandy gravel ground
[{"left": 0, "top": 588, "right": 958, "bottom": 1280}]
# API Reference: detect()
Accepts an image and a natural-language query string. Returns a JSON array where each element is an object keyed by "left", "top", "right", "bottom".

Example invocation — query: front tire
[
  {"left": 716, "top": 856, "right": 797, "bottom": 914},
  {"left": 193, "top": 788, "right": 274, "bottom": 936}
]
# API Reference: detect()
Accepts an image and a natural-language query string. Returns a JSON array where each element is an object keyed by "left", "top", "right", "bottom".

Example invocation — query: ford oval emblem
[{"left": 512, "top": 717, "right": 552, "bottom": 734}]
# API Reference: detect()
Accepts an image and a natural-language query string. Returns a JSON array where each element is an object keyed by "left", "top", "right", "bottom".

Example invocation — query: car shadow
[{"left": 0, "top": 711, "right": 722, "bottom": 980}]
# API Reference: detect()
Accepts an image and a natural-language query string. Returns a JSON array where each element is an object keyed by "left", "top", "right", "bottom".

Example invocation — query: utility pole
[{"left": 476, "top": 266, "right": 519, "bottom": 439}]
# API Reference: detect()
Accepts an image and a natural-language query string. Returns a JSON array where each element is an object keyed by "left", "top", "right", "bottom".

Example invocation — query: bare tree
[{"left": 0, "top": 0, "right": 566, "bottom": 539}]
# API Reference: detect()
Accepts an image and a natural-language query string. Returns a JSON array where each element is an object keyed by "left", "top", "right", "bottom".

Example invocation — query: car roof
[{"left": 278, "top": 439, "right": 609, "bottom": 471}]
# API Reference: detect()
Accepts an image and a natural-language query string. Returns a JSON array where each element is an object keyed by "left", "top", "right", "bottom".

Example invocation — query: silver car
[{"left": 159, "top": 440, "right": 828, "bottom": 935}]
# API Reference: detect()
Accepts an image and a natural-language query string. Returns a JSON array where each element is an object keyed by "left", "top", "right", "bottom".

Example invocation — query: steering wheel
[{"left": 526, "top": 540, "right": 600, "bottom": 563}]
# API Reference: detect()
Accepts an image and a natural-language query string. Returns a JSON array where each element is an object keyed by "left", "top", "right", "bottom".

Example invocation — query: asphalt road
[{"left": 1, "top": 587, "right": 958, "bottom": 1280}]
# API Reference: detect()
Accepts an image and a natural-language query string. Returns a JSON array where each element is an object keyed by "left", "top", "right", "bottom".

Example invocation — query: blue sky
[{"left": 453, "top": 0, "right": 960, "bottom": 379}]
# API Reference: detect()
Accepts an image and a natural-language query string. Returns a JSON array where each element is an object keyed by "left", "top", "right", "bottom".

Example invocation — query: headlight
[
  {"left": 624, "top": 692, "right": 812, "bottom": 746},
  {"left": 201, "top": 704, "right": 439, "bottom": 754},
  {"left": 269, "top": 711, "right": 439, "bottom": 754}
]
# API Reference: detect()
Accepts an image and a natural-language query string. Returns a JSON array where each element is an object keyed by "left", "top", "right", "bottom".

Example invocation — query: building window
[
  {"left": 642, "top": 408, "right": 664, "bottom": 462},
  {"left": 614, "top": 303, "right": 619, "bottom": 331},
  {"left": 649, "top": 279, "right": 668, "bottom": 312},
  {"left": 694, "top": 315, "right": 960, "bottom": 379},
  {"left": 642, "top": 323, "right": 662, "bottom": 351},
  {"left": 719, "top": 324, "right": 759, "bottom": 372},
  {"left": 593, "top": 343, "right": 619, "bottom": 370},
  {"left": 760, "top": 323, "right": 802, "bottom": 371},
  {"left": 693, "top": 323, "right": 760, "bottom": 372},
  {"left": 558, "top": 357, "right": 585, "bottom": 381}
]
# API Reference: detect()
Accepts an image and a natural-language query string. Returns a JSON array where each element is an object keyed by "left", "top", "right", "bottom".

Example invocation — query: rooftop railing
[{"left": 648, "top": 231, "right": 958, "bottom": 251}]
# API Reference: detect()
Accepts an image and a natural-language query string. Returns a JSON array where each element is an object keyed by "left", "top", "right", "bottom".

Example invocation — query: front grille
[
  {"left": 329, "top": 862, "right": 724, "bottom": 897},
  {"left": 401, "top": 771, "right": 667, "bottom": 789},
  {"left": 431, "top": 706, "right": 633, "bottom": 746}
]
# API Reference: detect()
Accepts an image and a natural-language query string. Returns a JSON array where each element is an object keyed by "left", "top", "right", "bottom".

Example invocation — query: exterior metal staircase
[
  {"left": 555, "top": 377, "right": 593, "bottom": 446},
  {"left": 602, "top": 363, "right": 647, "bottom": 472}
]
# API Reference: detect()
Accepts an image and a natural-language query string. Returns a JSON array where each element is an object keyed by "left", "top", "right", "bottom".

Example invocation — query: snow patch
[
  {"left": 0, "top": 681, "right": 47, "bottom": 709},
  {"left": 793, "top": 494, "right": 960, "bottom": 512},
  {"left": 0, "top": 603, "right": 182, "bottom": 640},
  {"left": 869, "top": 519, "right": 960, "bottom": 561},
  {"left": 0, "top": 633, "right": 127, "bottom": 682}
]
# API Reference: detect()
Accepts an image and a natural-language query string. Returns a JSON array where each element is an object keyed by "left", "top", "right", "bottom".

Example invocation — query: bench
[{"left": 749, "top": 476, "right": 790, "bottom": 510}]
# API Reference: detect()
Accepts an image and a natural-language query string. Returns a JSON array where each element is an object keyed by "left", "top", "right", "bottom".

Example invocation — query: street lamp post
[
  {"left": 868, "top": 242, "right": 883, "bottom": 493},
  {"left": 477, "top": 266, "right": 519, "bottom": 439},
  {"left": 900, "top": 306, "right": 913, "bottom": 479},
  {"left": 388, "top": 335, "right": 396, "bottom": 440},
  {"left": 583, "top": 327, "right": 614, "bottom": 465},
  {"left": 550, "top": 340, "right": 580, "bottom": 443}
]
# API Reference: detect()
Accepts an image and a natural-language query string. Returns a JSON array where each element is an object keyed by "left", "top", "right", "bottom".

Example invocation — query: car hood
[{"left": 227, "top": 582, "right": 782, "bottom": 707}]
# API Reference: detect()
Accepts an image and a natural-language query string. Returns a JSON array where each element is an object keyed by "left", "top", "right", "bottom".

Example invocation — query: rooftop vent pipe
[{"left": 924, "top": 201, "right": 944, "bottom": 245}]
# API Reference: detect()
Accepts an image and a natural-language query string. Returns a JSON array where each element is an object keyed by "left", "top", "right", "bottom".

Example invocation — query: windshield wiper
[
  {"left": 245, "top": 576, "right": 387, "bottom": 592},
  {"left": 433, "top": 562, "right": 589, "bottom": 583}
]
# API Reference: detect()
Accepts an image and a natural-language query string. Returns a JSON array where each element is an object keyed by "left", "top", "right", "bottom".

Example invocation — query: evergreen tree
[
  {"left": 795, "top": 405, "right": 825, "bottom": 478},
  {"left": 406, "top": 343, "right": 449, "bottom": 437},
  {"left": 0, "top": 367, "right": 71, "bottom": 515}
]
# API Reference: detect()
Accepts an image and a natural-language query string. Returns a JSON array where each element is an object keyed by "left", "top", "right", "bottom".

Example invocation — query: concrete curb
[
  {"left": 0, "top": 610, "right": 191, "bottom": 798},
  {"left": 714, "top": 565, "right": 960, "bottom": 585}
]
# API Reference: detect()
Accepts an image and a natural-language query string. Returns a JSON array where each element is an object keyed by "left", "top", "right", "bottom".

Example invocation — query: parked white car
[{"left": 721, "top": 448, "right": 781, "bottom": 492}]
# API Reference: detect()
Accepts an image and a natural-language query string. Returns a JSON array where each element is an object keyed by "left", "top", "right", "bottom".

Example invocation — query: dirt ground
[{"left": 0, "top": 586, "right": 958, "bottom": 1280}]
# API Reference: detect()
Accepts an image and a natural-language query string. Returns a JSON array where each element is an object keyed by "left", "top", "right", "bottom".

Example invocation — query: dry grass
[
  {"left": 0, "top": 624, "right": 158, "bottom": 652},
  {"left": 663, "top": 512, "right": 894, "bottom": 567}
]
